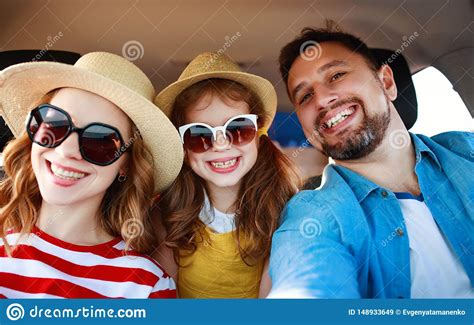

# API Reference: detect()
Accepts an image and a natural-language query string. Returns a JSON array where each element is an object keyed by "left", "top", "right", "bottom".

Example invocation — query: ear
[{"left": 377, "top": 64, "right": 397, "bottom": 101}]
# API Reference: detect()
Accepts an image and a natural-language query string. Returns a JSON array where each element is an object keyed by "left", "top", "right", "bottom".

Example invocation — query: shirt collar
[
  {"left": 330, "top": 132, "right": 441, "bottom": 202},
  {"left": 332, "top": 164, "right": 380, "bottom": 202},
  {"left": 410, "top": 132, "right": 442, "bottom": 170}
]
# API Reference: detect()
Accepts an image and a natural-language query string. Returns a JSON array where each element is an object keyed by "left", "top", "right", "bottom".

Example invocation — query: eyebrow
[
  {"left": 317, "top": 60, "right": 347, "bottom": 73},
  {"left": 290, "top": 60, "right": 348, "bottom": 102}
]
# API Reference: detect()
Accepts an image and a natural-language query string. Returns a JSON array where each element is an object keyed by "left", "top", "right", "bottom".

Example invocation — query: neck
[
  {"left": 205, "top": 182, "right": 240, "bottom": 213},
  {"left": 37, "top": 195, "right": 114, "bottom": 245},
  {"left": 335, "top": 128, "right": 421, "bottom": 195}
]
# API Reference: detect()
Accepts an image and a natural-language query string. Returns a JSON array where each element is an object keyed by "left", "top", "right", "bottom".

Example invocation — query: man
[{"left": 268, "top": 23, "right": 473, "bottom": 298}]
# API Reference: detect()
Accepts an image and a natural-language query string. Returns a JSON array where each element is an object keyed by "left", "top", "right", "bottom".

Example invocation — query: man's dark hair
[{"left": 279, "top": 20, "right": 381, "bottom": 99}]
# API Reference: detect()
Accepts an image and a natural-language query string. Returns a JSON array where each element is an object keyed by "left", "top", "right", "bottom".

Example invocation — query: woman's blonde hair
[{"left": 0, "top": 91, "right": 158, "bottom": 255}]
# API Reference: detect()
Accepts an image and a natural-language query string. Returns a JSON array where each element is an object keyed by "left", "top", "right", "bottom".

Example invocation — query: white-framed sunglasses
[{"left": 178, "top": 114, "right": 258, "bottom": 153}]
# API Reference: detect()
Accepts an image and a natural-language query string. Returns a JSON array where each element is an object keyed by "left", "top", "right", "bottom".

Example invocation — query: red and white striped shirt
[{"left": 0, "top": 227, "right": 176, "bottom": 298}]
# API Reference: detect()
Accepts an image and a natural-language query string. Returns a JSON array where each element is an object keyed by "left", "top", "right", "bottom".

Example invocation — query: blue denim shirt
[{"left": 269, "top": 132, "right": 474, "bottom": 298}]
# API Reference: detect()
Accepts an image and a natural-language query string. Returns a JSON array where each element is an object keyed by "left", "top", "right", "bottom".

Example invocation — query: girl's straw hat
[
  {"left": 0, "top": 51, "right": 183, "bottom": 193},
  {"left": 155, "top": 52, "right": 277, "bottom": 132}
]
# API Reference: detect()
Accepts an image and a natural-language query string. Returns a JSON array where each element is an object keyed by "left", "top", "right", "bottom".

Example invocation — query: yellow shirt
[{"left": 178, "top": 227, "right": 264, "bottom": 298}]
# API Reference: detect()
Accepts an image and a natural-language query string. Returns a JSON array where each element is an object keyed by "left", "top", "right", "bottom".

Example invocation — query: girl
[
  {"left": 0, "top": 52, "right": 183, "bottom": 298},
  {"left": 153, "top": 52, "right": 301, "bottom": 298}
]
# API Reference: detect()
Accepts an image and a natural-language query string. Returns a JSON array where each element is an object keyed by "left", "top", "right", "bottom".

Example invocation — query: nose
[
  {"left": 54, "top": 132, "right": 83, "bottom": 161},
  {"left": 314, "top": 83, "right": 338, "bottom": 111},
  {"left": 211, "top": 130, "right": 231, "bottom": 152}
]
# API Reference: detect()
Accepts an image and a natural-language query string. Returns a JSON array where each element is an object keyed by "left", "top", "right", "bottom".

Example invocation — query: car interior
[{"left": 0, "top": 0, "right": 473, "bottom": 185}]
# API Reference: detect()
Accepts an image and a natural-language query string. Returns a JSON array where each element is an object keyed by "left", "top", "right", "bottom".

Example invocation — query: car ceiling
[{"left": 1, "top": 0, "right": 473, "bottom": 112}]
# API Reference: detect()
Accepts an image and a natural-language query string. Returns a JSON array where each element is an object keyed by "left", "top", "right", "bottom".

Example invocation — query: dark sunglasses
[
  {"left": 26, "top": 104, "right": 129, "bottom": 166},
  {"left": 178, "top": 114, "right": 258, "bottom": 153}
]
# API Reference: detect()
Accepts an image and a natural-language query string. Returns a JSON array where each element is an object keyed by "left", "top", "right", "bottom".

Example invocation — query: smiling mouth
[
  {"left": 209, "top": 158, "right": 238, "bottom": 169},
  {"left": 47, "top": 161, "right": 87, "bottom": 181},
  {"left": 321, "top": 106, "right": 356, "bottom": 130}
]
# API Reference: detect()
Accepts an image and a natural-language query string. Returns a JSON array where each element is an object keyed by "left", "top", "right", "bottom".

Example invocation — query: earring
[{"left": 118, "top": 172, "right": 127, "bottom": 183}]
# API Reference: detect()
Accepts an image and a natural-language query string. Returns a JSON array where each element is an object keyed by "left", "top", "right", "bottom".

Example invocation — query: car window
[{"left": 411, "top": 66, "right": 473, "bottom": 136}]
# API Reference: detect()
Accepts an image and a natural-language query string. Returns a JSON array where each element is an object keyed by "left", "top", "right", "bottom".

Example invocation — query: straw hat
[
  {"left": 154, "top": 52, "right": 277, "bottom": 132},
  {"left": 0, "top": 51, "right": 183, "bottom": 193}
]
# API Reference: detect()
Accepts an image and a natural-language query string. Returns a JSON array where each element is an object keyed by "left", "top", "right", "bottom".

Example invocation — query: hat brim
[
  {"left": 0, "top": 61, "right": 183, "bottom": 193},
  {"left": 154, "top": 71, "right": 277, "bottom": 130}
]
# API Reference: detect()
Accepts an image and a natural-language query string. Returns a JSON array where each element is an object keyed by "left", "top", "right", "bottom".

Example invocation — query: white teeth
[
  {"left": 324, "top": 107, "right": 355, "bottom": 129},
  {"left": 210, "top": 158, "right": 237, "bottom": 169},
  {"left": 51, "top": 163, "right": 85, "bottom": 180}
]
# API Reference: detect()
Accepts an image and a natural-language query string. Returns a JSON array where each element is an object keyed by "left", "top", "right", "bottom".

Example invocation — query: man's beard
[{"left": 314, "top": 96, "right": 391, "bottom": 160}]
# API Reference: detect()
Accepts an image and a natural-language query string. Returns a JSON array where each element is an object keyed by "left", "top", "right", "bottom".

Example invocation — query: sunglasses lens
[
  {"left": 183, "top": 125, "right": 213, "bottom": 153},
  {"left": 226, "top": 117, "right": 257, "bottom": 146},
  {"left": 28, "top": 106, "right": 70, "bottom": 147},
  {"left": 81, "top": 125, "right": 122, "bottom": 165}
]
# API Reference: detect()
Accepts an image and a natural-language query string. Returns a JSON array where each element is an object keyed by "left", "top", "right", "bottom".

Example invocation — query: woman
[{"left": 0, "top": 52, "right": 183, "bottom": 298}]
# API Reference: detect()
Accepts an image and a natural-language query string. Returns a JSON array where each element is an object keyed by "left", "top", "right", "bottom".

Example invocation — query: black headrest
[
  {"left": 371, "top": 48, "right": 418, "bottom": 129},
  {"left": 0, "top": 50, "right": 81, "bottom": 151},
  {"left": 0, "top": 50, "right": 80, "bottom": 69}
]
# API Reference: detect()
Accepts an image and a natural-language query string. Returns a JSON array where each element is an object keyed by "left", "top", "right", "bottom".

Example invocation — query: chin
[
  {"left": 39, "top": 192, "right": 81, "bottom": 206},
  {"left": 38, "top": 182, "right": 104, "bottom": 207},
  {"left": 208, "top": 176, "right": 242, "bottom": 189}
]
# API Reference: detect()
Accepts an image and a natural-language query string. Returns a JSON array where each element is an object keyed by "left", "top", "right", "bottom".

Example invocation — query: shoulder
[
  {"left": 430, "top": 131, "right": 473, "bottom": 146},
  {"left": 277, "top": 189, "right": 346, "bottom": 239},
  {"left": 116, "top": 247, "right": 176, "bottom": 297},
  {"left": 421, "top": 131, "right": 474, "bottom": 160},
  {"left": 112, "top": 242, "right": 172, "bottom": 280},
  {"left": 277, "top": 165, "right": 369, "bottom": 240}
]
